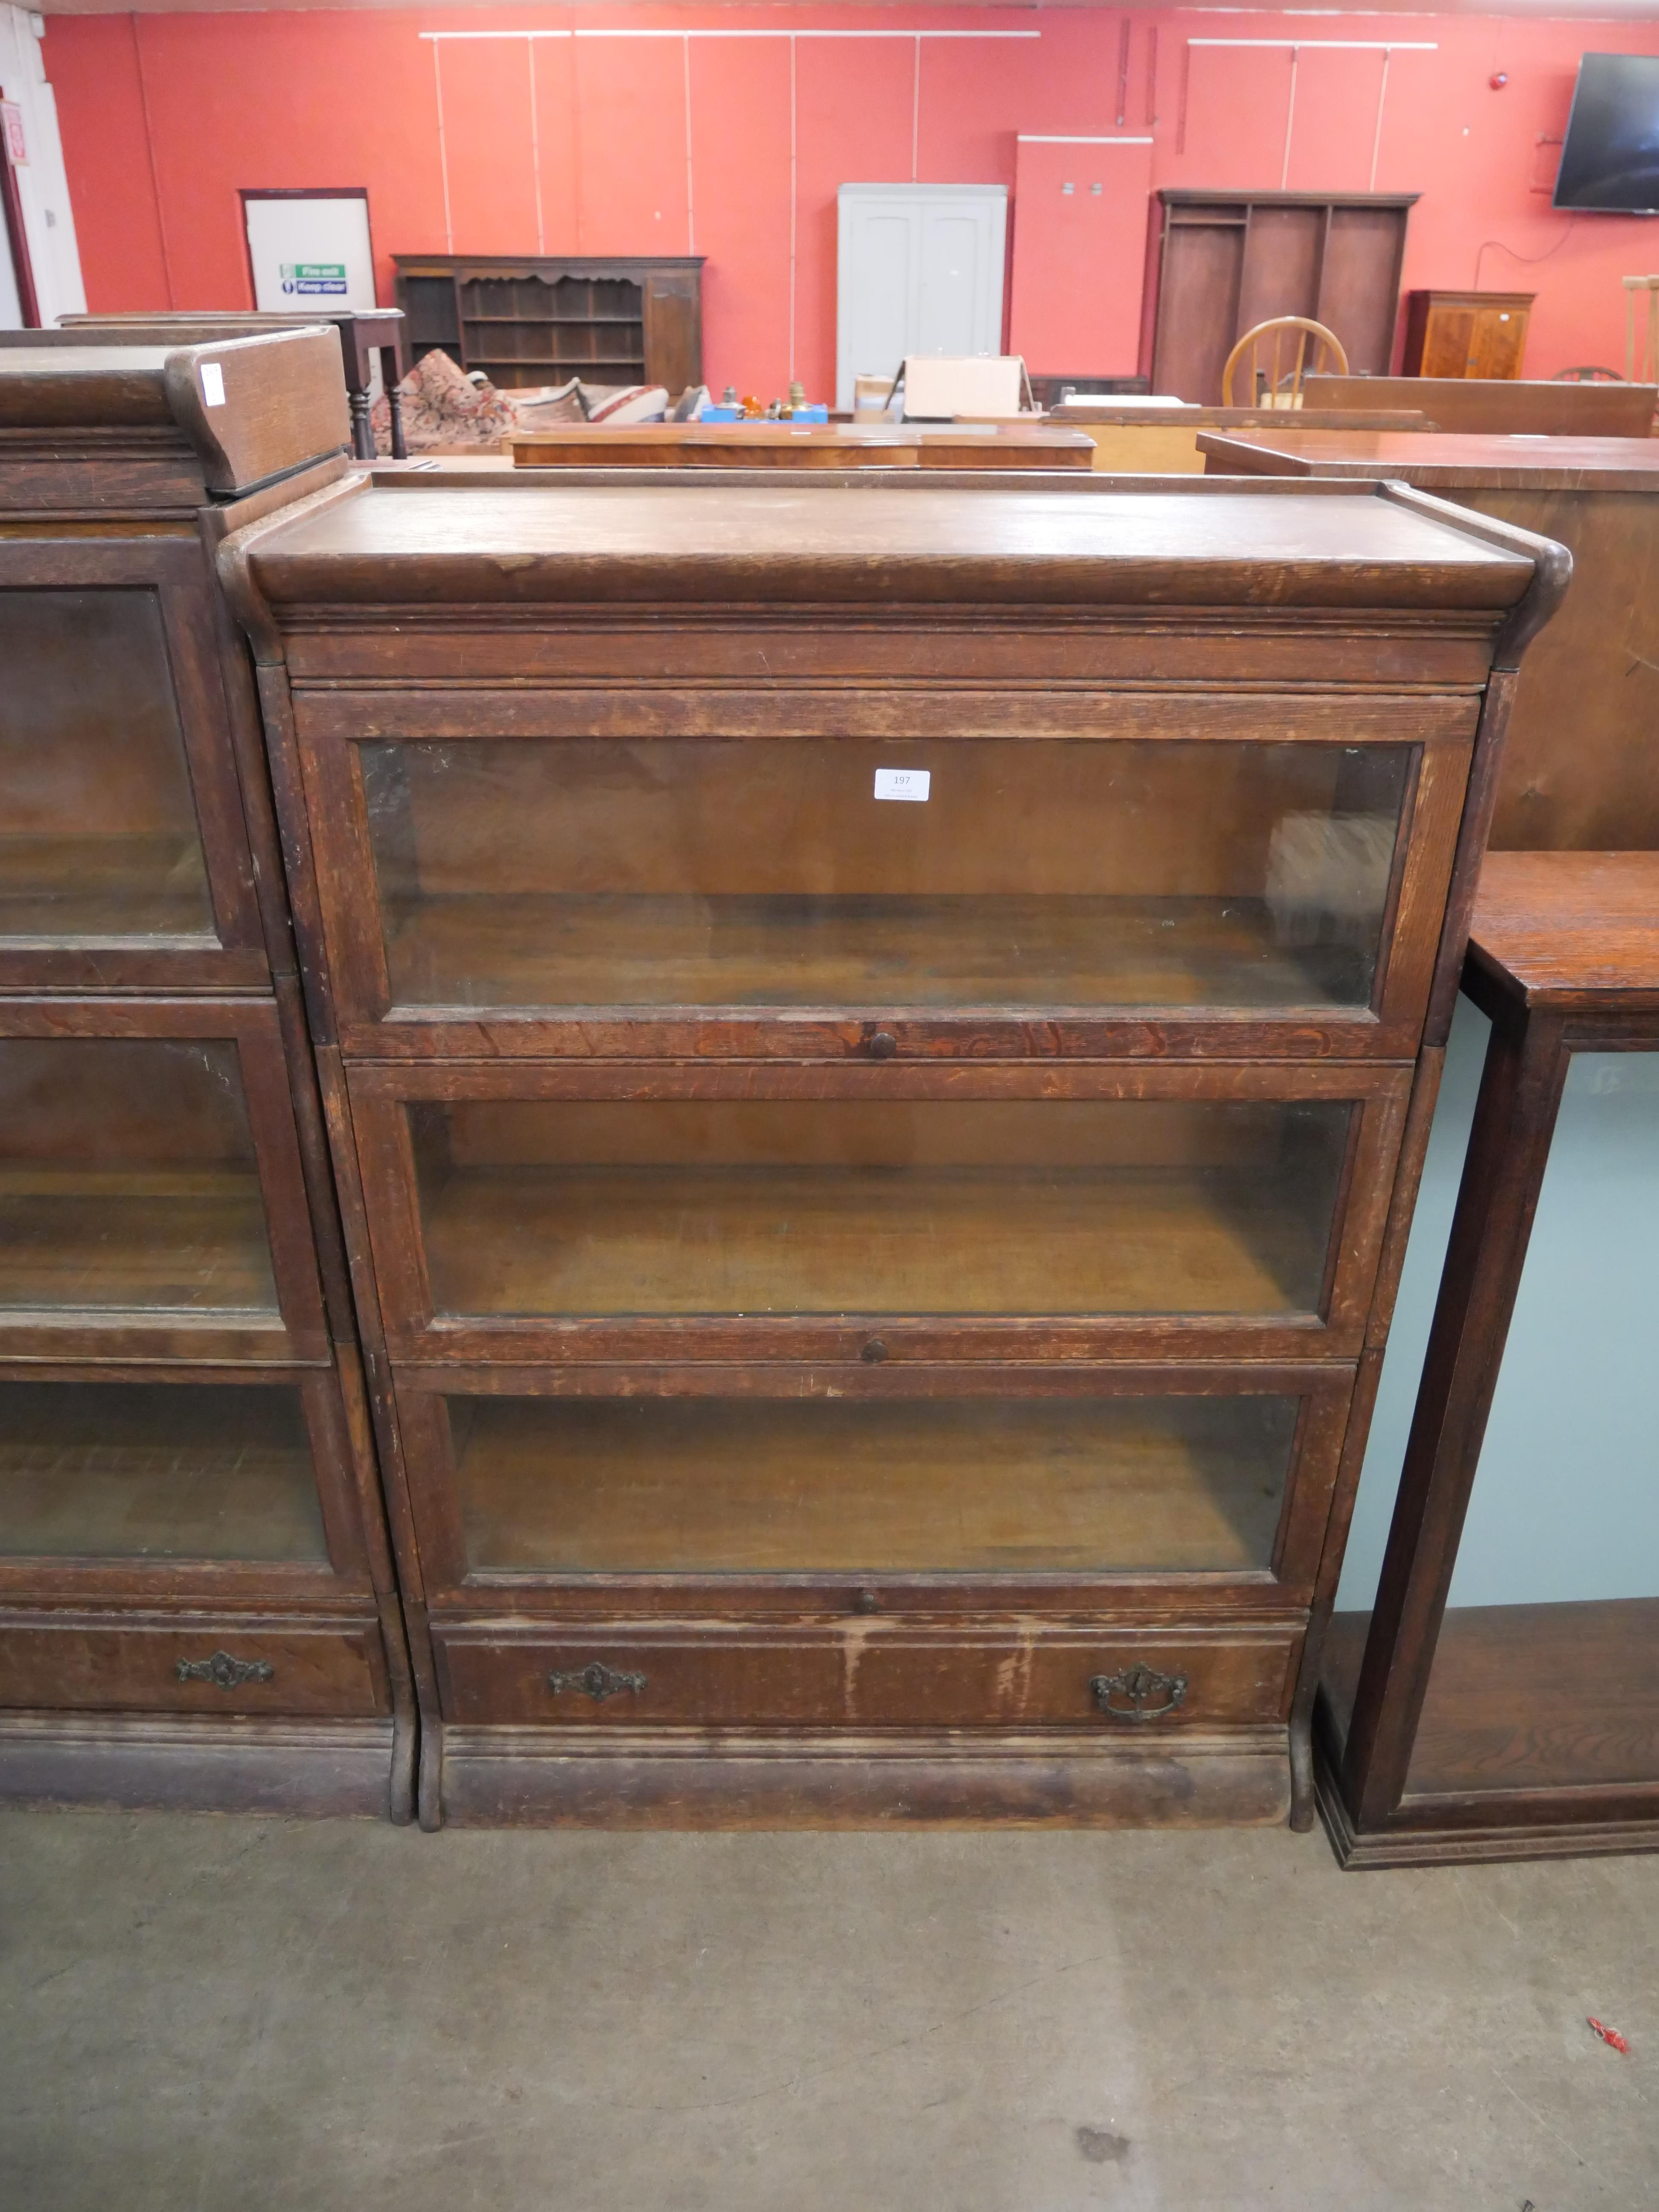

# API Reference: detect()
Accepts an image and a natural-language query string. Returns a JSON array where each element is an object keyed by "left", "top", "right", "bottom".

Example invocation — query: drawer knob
[
  {"left": 861, "top": 1337, "right": 889, "bottom": 1364},
  {"left": 865, "top": 1030, "right": 898, "bottom": 1059},
  {"left": 852, "top": 1588, "right": 879, "bottom": 1615},
  {"left": 176, "top": 1650, "right": 274, "bottom": 1691},
  {"left": 1090, "top": 1662, "right": 1187, "bottom": 1722},
  {"left": 549, "top": 1661, "right": 646, "bottom": 1702}
]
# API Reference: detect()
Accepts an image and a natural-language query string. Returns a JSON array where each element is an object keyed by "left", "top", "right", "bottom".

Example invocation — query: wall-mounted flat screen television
[{"left": 1554, "top": 53, "right": 1659, "bottom": 212}]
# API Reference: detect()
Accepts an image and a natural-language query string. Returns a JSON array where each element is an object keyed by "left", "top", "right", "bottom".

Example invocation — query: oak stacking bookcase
[
  {"left": 0, "top": 331, "right": 417, "bottom": 1819},
  {"left": 219, "top": 469, "right": 1567, "bottom": 1830}
]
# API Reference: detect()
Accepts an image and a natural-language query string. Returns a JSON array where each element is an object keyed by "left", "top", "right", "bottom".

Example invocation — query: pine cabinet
[
  {"left": 1403, "top": 291, "right": 1534, "bottom": 381},
  {"left": 224, "top": 469, "right": 1566, "bottom": 1830}
]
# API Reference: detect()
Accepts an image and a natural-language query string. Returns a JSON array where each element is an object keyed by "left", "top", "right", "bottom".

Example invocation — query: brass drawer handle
[
  {"left": 176, "top": 1650, "right": 274, "bottom": 1690},
  {"left": 1090, "top": 1662, "right": 1187, "bottom": 1722},
  {"left": 549, "top": 1661, "right": 646, "bottom": 1702}
]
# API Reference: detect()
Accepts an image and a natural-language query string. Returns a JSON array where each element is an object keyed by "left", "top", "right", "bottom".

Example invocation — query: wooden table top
[
  {"left": 1053, "top": 404, "right": 1432, "bottom": 432},
  {"left": 1470, "top": 852, "right": 1659, "bottom": 1004},
  {"left": 48, "top": 310, "right": 405, "bottom": 338},
  {"left": 1199, "top": 429, "right": 1659, "bottom": 492},
  {"left": 246, "top": 476, "right": 1540, "bottom": 611},
  {"left": 510, "top": 423, "right": 1096, "bottom": 470}
]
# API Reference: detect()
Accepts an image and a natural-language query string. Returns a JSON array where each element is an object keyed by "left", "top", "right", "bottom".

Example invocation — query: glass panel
[
  {"left": 0, "top": 591, "right": 215, "bottom": 945},
  {"left": 0, "top": 1039, "right": 279, "bottom": 1316},
  {"left": 0, "top": 1381, "right": 327, "bottom": 1562},
  {"left": 1403, "top": 1051, "right": 1659, "bottom": 1799},
  {"left": 412, "top": 1097, "right": 1350, "bottom": 1319},
  {"left": 452, "top": 1393, "right": 1301, "bottom": 1575},
  {"left": 363, "top": 739, "right": 1410, "bottom": 1013}
]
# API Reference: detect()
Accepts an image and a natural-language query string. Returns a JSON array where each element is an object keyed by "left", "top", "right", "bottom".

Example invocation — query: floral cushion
[
  {"left": 372, "top": 350, "right": 544, "bottom": 453},
  {"left": 579, "top": 383, "right": 670, "bottom": 424}
]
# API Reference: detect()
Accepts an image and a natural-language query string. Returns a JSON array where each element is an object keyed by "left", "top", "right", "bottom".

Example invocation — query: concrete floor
[{"left": 1, "top": 1813, "right": 1655, "bottom": 2211}]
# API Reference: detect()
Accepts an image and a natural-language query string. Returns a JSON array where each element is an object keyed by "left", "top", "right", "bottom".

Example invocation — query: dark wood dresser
[
  {"left": 0, "top": 332, "right": 416, "bottom": 1818},
  {"left": 392, "top": 255, "right": 704, "bottom": 395},
  {"left": 219, "top": 471, "right": 1566, "bottom": 1830}
]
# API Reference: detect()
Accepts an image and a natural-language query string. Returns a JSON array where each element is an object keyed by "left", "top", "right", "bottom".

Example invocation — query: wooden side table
[
  {"left": 1318, "top": 852, "right": 1659, "bottom": 1864},
  {"left": 332, "top": 310, "right": 408, "bottom": 462}
]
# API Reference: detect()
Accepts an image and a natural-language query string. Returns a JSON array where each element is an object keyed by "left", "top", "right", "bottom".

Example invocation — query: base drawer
[
  {"left": 433, "top": 1621, "right": 1300, "bottom": 1731},
  {"left": 0, "top": 1611, "right": 391, "bottom": 1717}
]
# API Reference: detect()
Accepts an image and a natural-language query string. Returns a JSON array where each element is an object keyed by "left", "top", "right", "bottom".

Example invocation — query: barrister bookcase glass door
[
  {"left": 358, "top": 738, "right": 1414, "bottom": 1016},
  {"left": 405, "top": 1097, "right": 1350, "bottom": 1323},
  {"left": 0, "top": 1039, "right": 277, "bottom": 1321},
  {"left": 0, "top": 592, "right": 215, "bottom": 948},
  {"left": 0, "top": 1380, "right": 328, "bottom": 1565},
  {"left": 447, "top": 1393, "right": 1303, "bottom": 1579}
]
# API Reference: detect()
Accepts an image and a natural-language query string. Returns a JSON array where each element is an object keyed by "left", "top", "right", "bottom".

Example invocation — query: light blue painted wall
[{"left": 1336, "top": 1003, "right": 1659, "bottom": 1612}]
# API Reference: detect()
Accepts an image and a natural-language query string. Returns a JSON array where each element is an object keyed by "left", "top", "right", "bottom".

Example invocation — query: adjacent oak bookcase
[
  {"left": 221, "top": 469, "right": 1565, "bottom": 1830},
  {"left": 0, "top": 330, "right": 416, "bottom": 1819}
]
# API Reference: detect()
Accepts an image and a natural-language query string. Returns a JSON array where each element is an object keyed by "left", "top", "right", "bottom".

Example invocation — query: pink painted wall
[
  {"left": 1010, "top": 133, "right": 1155, "bottom": 375},
  {"left": 42, "top": 6, "right": 1659, "bottom": 399}
]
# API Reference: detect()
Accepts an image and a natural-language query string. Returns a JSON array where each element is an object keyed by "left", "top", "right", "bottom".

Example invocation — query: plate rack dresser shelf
[
  {"left": 0, "top": 331, "right": 416, "bottom": 1819},
  {"left": 219, "top": 468, "right": 1567, "bottom": 1831},
  {"left": 392, "top": 256, "right": 704, "bottom": 395}
]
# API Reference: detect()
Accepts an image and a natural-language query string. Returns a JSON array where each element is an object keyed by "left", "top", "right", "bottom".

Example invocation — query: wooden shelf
[
  {"left": 419, "top": 1158, "right": 1337, "bottom": 1319},
  {"left": 463, "top": 317, "right": 643, "bottom": 330},
  {"left": 0, "top": 833, "right": 214, "bottom": 945},
  {"left": 454, "top": 1393, "right": 1300, "bottom": 1575},
  {"left": 0, "top": 1170, "right": 279, "bottom": 1314},
  {"left": 0, "top": 1380, "right": 327, "bottom": 1563},
  {"left": 1403, "top": 1600, "right": 1659, "bottom": 1798},
  {"left": 381, "top": 893, "right": 1375, "bottom": 1013},
  {"left": 468, "top": 358, "right": 645, "bottom": 371}
]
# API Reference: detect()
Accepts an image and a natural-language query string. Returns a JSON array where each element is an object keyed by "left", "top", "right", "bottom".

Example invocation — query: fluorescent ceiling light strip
[
  {"left": 1186, "top": 37, "right": 1437, "bottom": 47},
  {"left": 576, "top": 26, "right": 1040, "bottom": 35},
  {"left": 419, "top": 27, "right": 1040, "bottom": 39}
]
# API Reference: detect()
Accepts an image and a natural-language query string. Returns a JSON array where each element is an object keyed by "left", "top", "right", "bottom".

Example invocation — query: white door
[{"left": 836, "top": 185, "right": 1007, "bottom": 412}]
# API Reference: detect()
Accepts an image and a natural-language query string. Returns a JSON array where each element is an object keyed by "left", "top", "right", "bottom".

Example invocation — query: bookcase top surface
[
  {"left": 245, "top": 479, "right": 1537, "bottom": 612},
  {"left": 0, "top": 330, "right": 349, "bottom": 497}
]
